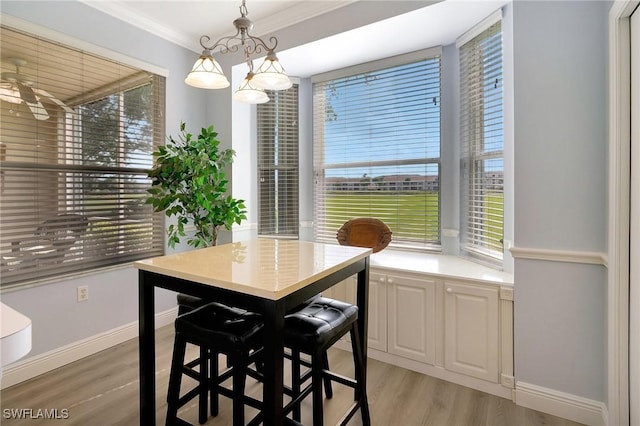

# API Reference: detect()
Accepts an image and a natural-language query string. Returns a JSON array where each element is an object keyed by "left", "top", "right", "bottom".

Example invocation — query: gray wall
[
  {"left": 512, "top": 1, "right": 608, "bottom": 402},
  {"left": 0, "top": 0, "right": 210, "bottom": 356}
]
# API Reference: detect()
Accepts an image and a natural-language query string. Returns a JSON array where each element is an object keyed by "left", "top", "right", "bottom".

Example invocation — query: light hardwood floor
[{"left": 0, "top": 325, "right": 583, "bottom": 425}]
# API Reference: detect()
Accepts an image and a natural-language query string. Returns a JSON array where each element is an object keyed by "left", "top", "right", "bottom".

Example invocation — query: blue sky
[
  {"left": 317, "top": 51, "right": 504, "bottom": 178},
  {"left": 318, "top": 57, "right": 441, "bottom": 178}
]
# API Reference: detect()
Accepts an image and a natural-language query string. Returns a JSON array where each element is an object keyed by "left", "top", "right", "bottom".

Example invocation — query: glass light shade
[
  {"left": 251, "top": 52, "right": 292, "bottom": 91},
  {"left": 0, "top": 86, "right": 23, "bottom": 104},
  {"left": 184, "top": 52, "right": 230, "bottom": 89},
  {"left": 233, "top": 73, "right": 269, "bottom": 104}
]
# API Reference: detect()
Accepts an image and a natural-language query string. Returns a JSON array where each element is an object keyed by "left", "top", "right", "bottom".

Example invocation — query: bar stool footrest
[
  {"left": 176, "top": 386, "right": 201, "bottom": 409},
  {"left": 216, "top": 386, "right": 263, "bottom": 411},
  {"left": 283, "top": 383, "right": 313, "bottom": 416},
  {"left": 322, "top": 369, "right": 358, "bottom": 389},
  {"left": 337, "top": 400, "right": 364, "bottom": 426}
]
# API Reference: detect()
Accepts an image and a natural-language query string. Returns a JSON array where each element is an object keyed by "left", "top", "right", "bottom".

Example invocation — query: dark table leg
[
  {"left": 356, "top": 257, "right": 370, "bottom": 367},
  {"left": 262, "top": 299, "right": 286, "bottom": 426},
  {"left": 356, "top": 257, "right": 371, "bottom": 425},
  {"left": 139, "top": 271, "right": 156, "bottom": 425}
]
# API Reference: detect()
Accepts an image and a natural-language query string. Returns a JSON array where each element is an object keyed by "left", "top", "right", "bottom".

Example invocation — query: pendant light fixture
[
  {"left": 185, "top": 0, "right": 292, "bottom": 103},
  {"left": 233, "top": 72, "right": 269, "bottom": 104}
]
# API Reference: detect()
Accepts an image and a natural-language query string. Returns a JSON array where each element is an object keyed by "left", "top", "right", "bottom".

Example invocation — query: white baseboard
[
  {"left": 515, "top": 381, "right": 607, "bottom": 426},
  {"left": 333, "top": 340, "right": 513, "bottom": 400},
  {"left": 333, "top": 341, "right": 608, "bottom": 426},
  {"left": 0, "top": 307, "right": 178, "bottom": 390}
]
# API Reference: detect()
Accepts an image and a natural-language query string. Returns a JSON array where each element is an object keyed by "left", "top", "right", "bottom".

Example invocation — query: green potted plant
[{"left": 146, "top": 122, "right": 247, "bottom": 248}]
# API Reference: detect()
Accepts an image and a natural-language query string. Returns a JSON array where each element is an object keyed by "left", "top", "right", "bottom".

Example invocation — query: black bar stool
[
  {"left": 284, "top": 218, "right": 392, "bottom": 425},
  {"left": 284, "top": 296, "right": 370, "bottom": 426},
  {"left": 177, "top": 293, "right": 206, "bottom": 315},
  {"left": 166, "top": 301, "right": 263, "bottom": 426},
  {"left": 175, "top": 293, "right": 221, "bottom": 414}
]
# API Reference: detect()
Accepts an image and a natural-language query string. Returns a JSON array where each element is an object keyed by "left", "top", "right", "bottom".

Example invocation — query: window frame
[
  {"left": 312, "top": 47, "right": 443, "bottom": 251},
  {"left": 256, "top": 84, "right": 300, "bottom": 238},
  {"left": 458, "top": 13, "right": 505, "bottom": 264},
  {"left": 0, "top": 24, "right": 166, "bottom": 289}
]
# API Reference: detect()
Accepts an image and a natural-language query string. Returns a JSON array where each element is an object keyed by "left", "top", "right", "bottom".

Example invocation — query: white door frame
[{"left": 608, "top": 2, "right": 638, "bottom": 426}]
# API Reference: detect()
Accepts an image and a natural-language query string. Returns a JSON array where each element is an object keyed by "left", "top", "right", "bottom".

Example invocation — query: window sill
[{"left": 369, "top": 249, "right": 513, "bottom": 286}]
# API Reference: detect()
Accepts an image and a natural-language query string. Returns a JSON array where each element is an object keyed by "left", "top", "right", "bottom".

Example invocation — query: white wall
[{"left": 0, "top": 0, "right": 212, "bottom": 357}]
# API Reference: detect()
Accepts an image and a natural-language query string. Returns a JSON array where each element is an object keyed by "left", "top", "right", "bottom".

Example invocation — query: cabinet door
[
  {"left": 444, "top": 282, "right": 499, "bottom": 382},
  {"left": 365, "top": 272, "right": 388, "bottom": 351},
  {"left": 324, "top": 276, "right": 351, "bottom": 303},
  {"left": 343, "top": 272, "right": 387, "bottom": 351},
  {"left": 387, "top": 275, "right": 436, "bottom": 364}
]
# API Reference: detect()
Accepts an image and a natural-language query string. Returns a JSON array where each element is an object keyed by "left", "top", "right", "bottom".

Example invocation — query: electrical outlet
[{"left": 77, "top": 285, "right": 89, "bottom": 302}]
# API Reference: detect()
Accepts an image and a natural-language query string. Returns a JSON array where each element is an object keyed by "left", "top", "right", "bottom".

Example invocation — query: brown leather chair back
[{"left": 336, "top": 218, "right": 392, "bottom": 253}]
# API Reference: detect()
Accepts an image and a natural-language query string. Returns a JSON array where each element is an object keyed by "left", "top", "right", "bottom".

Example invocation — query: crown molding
[
  {"left": 79, "top": 0, "right": 358, "bottom": 54},
  {"left": 254, "top": 1, "right": 359, "bottom": 41},
  {"left": 79, "top": 0, "right": 196, "bottom": 51},
  {"left": 0, "top": 14, "right": 169, "bottom": 77}
]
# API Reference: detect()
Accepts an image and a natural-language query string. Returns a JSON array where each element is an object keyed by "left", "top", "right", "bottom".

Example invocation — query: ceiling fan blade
[
  {"left": 17, "top": 82, "right": 38, "bottom": 104},
  {"left": 0, "top": 83, "right": 22, "bottom": 104},
  {"left": 24, "top": 99, "right": 50, "bottom": 121},
  {"left": 33, "top": 88, "right": 75, "bottom": 113}
]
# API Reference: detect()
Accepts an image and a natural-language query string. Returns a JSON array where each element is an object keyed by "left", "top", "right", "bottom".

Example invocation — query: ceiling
[
  {"left": 81, "top": 0, "right": 509, "bottom": 78},
  {"left": 277, "top": 0, "right": 508, "bottom": 78},
  {"left": 0, "top": 0, "right": 508, "bottom": 107}
]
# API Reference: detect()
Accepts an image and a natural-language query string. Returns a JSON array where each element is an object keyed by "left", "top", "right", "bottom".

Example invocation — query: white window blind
[
  {"left": 459, "top": 19, "right": 504, "bottom": 261},
  {"left": 0, "top": 25, "right": 165, "bottom": 288},
  {"left": 313, "top": 51, "right": 441, "bottom": 250},
  {"left": 257, "top": 85, "right": 299, "bottom": 237}
]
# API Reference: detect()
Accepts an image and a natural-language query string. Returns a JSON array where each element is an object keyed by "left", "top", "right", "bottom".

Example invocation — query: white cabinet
[
  {"left": 365, "top": 272, "right": 388, "bottom": 351},
  {"left": 443, "top": 281, "right": 499, "bottom": 382},
  {"left": 324, "top": 271, "right": 387, "bottom": 351},
  {"left": 329, "top": 271, "right": 437, "bottom": 364},
  {"left": 387, "top": 274, "right": 436, "bottom": 364},
  {"left": 328, "top": 271, "right": 436, "bottom": 363},
  {"left": 324, "top": 256, "right": 514, "bottom": 399}
]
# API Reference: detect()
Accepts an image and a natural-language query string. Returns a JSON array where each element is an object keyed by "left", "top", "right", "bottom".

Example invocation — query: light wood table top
[{"left": 134, "top": 239, "right": 371, "bottom": 300}]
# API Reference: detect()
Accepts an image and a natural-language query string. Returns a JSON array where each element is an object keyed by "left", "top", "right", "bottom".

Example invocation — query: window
[
  {"left": 0, "top": 26, "right": 165, "bottom": 288},
  {"left": 458, "top": 17, "right": 504, "bottom": 262},
  {"left": 313, "top": 49, "right": 441, "bottom": 250},
  {"left": 257, "top": 85, "right": 299, "bottom": 237}
]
